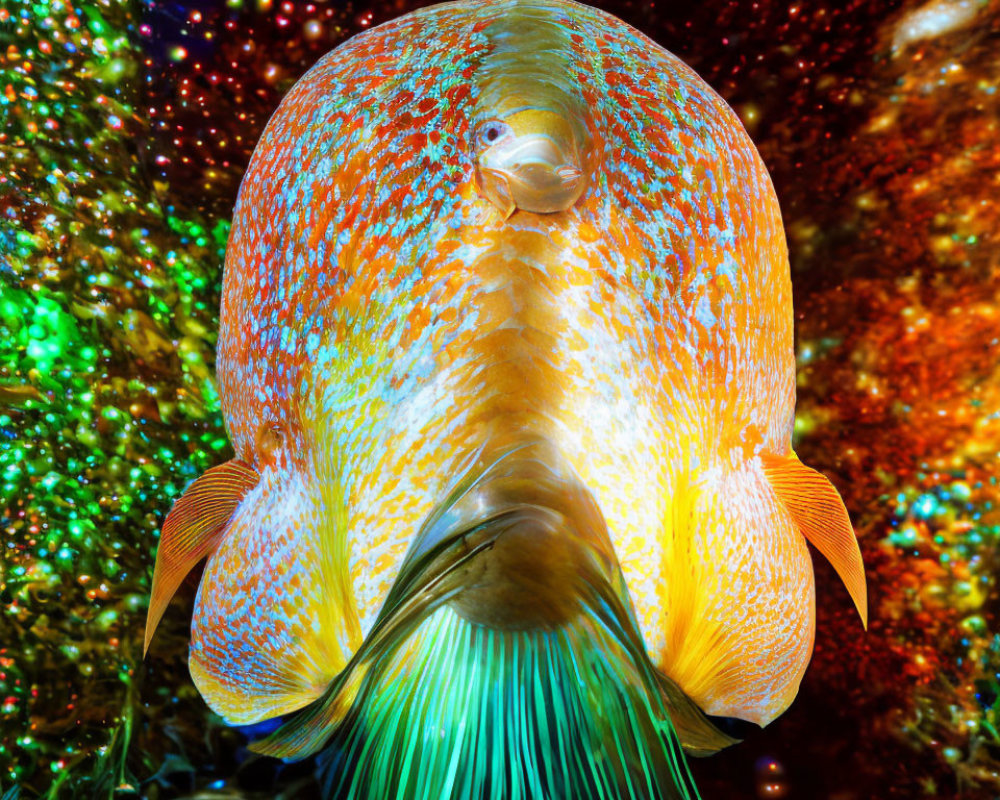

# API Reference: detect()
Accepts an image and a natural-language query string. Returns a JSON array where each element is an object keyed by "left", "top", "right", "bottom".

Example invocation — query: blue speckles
[
  {"left": 643, "top": 275, "right": 655, "bottom": 303},
  {"left": 694, "top": 294, "right": 717, "bottom": 332}
]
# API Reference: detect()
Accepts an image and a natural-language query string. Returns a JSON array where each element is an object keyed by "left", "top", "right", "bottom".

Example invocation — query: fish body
[{"left": 145, "top": 0, "right": 866, "bottom": 796}]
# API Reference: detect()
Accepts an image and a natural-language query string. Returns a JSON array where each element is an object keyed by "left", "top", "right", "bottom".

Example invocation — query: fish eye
[{"left": 478, "top": 120, "right": 509, "bottom": 147}]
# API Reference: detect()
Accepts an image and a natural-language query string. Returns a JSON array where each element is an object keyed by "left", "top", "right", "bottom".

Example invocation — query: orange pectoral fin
[
  {"left": 762, "top": 452, "right": 868, "bottom": 629},
  {"left": 144, "top": 459, "right": 260, "bottom": 655}
]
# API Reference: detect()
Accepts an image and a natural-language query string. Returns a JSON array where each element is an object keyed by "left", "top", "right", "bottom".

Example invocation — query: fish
[{"left": 144, "top": 0, "right": 867, "bottom": 797}]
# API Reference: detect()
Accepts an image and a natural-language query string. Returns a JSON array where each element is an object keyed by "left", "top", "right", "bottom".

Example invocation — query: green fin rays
[{"left": 313, "top": 604, "right": 699, "bottom": 800}]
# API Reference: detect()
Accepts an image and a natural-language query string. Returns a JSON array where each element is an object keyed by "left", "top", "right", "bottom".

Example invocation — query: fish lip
[
  {"left": 476, "top": 165, "right": 516, "bottom": 219},
  {"left": 480, "top": 165, "right": 509, "bottom": 182},
  {"left": 556, "top": 164, "right": 583, "bottom": 185}
]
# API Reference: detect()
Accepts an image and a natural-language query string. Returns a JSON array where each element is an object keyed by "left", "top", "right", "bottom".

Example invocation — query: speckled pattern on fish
[{"left": 152, "top": 0, "right": 864, "bottom": 736}]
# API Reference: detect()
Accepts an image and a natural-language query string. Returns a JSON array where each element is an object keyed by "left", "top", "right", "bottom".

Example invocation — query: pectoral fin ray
[
  {"left": 762, "top": 452, "right": 868, "bottom": 628},
  {"left": 144, "top": 459, "right": 260, "bottom": 655}
]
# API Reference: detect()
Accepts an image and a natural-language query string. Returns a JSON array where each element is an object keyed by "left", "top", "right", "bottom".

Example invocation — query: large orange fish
[{"left": 145, "top": 0, "right": 867, "bottom": 797}]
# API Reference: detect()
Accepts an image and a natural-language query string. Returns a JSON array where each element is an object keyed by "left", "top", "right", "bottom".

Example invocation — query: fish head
[{"left": 474, "top": 108, "right": 587, "bottom": 218}]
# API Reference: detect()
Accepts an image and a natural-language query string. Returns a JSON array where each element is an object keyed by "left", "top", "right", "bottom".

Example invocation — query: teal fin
[
  {"left": 251, "top": 565, "right": 706, "bottom": 798},
  {"left": 250, "top": 441, "right": 718, "bottom": 798},
  {"left": 318, "top": 605, "right": 699, "bottom": 800}
]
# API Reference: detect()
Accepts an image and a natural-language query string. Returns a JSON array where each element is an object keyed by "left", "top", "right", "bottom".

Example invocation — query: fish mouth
[
  {"left": 556, "top": 163, "right": 584, "bottom": 184},
  {"left": 478, "top": 134, "right": 587, "bottom": 217}
]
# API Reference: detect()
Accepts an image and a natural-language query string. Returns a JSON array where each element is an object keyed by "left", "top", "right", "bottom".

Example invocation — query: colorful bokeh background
[{"left": 2, "top": 0, "right": 1000, "bottom": 796}]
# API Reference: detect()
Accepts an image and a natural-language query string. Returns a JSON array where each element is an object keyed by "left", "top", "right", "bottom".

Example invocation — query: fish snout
[{"left": 477, "top": 131, "right": 587, "bottom": 217}]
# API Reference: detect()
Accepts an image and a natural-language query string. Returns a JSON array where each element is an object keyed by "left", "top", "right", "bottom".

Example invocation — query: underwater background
[{"left": 2, "top": 0, "right": 999, "bottom": 796}]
